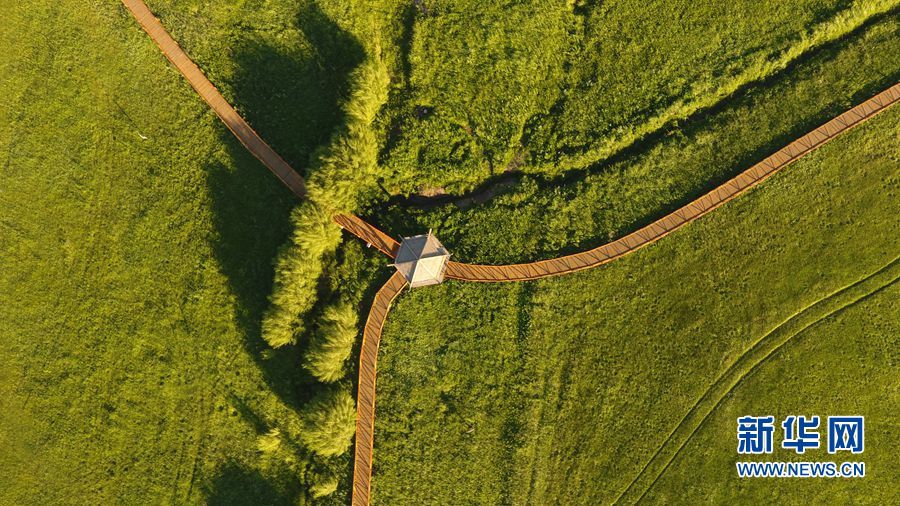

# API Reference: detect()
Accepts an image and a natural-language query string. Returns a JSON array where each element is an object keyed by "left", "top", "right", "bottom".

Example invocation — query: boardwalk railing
[
  {"left": 352, "top": 271, "right": 408, "bottom": 505},
  {"left": 443, "top": 83, "right": 900, "bottom": 281},
  {"left": 337, "top": 82, "right": 898, "bottom": 506}
]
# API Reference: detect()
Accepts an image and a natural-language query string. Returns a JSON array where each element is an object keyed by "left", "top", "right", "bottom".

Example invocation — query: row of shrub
[
  {"left": 255, "top": 51, "right": 391, "bottom": 503},
  {"left": 262, "top": 56, "right": 389, "bottom": 348}
]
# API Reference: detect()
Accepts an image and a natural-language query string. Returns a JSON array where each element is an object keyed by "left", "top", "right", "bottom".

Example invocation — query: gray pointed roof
[{"left": 394, "top": 233, "right": 450, "bottom": 288}]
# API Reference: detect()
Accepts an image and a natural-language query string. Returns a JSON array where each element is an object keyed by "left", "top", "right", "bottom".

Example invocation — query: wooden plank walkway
[
  {"left": 118, "top": 6, "right": 898, "bottom": 501},
  {"left": 120, "top": 0, "right": 306, "bottom": 198},
  {"left": 340, "top": 83, "right": 897, "bottom": 505},
  {"left": 339, "top": 85, "right": 899, "bottom": 280},
  {"left": 353, "top": 271, "right": 408, "bottom": 506},
  {"left": 334, "top": 214, "right": 401, "bottom": 258}
]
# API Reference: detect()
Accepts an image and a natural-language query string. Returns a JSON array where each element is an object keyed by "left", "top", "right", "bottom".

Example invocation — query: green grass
[
  {"left": 371, "top": 106, "right": 899, "bottom": 503},
  {"left": 644, "top": 280, "right": 898, "bottom": 503},
  {"left": 126, "top": 0, "right": 895, "bottom": 193},
  {"left": 379, "top": 16, "right": 899, "bottom": 265},
  {"left": 1, "top": 0, "right": 897, "bottom": 503},
  {"left": 0, "top": 1, "right": 317, "bottom": 503},
  {"left": 379, "top": 0, "right": 898, "bottom": 192}
]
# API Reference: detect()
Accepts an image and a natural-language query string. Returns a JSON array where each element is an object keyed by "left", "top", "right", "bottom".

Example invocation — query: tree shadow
[
  {"left": 204, "top": 462, "right": 295, "bottom": 506},
  {"left": 205, "top": 3, "right": 365, "bottom": 410},
  {"left": 227, "top": 2, "right": 366, "bottom": 172}
]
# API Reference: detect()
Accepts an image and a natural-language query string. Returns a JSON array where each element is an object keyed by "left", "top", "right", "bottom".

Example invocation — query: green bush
[
  {"left": 308, "top": 469, "right": 340, "bottom": 498},
  {"left": 261, "top": 56, "right": 390, "bottom": 348},
  {"left": 300, "top": 387, "right": 358, "bottom": 458},
  {"left": 303, "top": 301, "right": 359, "bottom": 382}
]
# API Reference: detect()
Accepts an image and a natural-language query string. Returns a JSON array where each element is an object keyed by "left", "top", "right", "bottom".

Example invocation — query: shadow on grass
[
  {"left": 205, "top": 462, "right": 294, "bottom": 506},
  {"left": 206, "top": 3, "right": 365, "bottom": 410},
  {"left": 228, "top": 2, "right": 365, "bottom": 171}
]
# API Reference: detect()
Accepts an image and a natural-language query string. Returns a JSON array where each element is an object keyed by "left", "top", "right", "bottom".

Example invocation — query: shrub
[
  {"left": 261, "top": 55, "right": 390, "bottom": 348},
  {"left": 300, "top": 387, "right": 357, "bottom": 458},
  {"left": 308, "top": 469, "right": 339, "bottom": 498},
  {"left": 303, "top": 301, "right": 359, "bottom": 382}
]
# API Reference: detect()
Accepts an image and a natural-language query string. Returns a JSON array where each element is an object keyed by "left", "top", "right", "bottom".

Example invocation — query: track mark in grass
[{"left": 615, "top": 256, "right": 900, "bottom": 504}]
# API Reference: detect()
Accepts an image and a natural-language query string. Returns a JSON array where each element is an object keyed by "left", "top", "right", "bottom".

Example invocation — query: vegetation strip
[
  {"left": 115, "top": 2, "right": 898, "bottom": 502},
  {"left": 119, "top": 0, "right": 306, "bottom": 198},
  {"left": 338, "top": 83, "right": 899, "bottom": 280},
  {"left": 618, "top": 257, "right": 900, "bottom": 504},
  {"left": 441, "top": 83, "right": 899, "bottom": 281}
]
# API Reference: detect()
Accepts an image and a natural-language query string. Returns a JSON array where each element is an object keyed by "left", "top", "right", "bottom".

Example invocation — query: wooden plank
[
  {"left": 352, "top": 271, "right": 408, "bottom": 506},
  {"left": 438, "top": 83, "right": 899, "bottom": 283}
]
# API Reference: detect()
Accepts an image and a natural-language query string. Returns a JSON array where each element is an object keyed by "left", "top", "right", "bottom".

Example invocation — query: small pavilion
[{"left": 392, "top": 232, "right": 450, "bottom": 288}]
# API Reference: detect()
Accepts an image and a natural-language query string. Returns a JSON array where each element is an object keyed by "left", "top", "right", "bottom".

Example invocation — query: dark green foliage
[
  {"left": 304, "top": 301, "right": 359, "bottom": 382},
  {"left": 308, "top": 467, "right": 340, "bottom": 498},
  {"left": 300, "top": 387, "right": 358, "bottom": 458},
  {"left": 262, "top": 57, "right": 390, "bottom": 348}
]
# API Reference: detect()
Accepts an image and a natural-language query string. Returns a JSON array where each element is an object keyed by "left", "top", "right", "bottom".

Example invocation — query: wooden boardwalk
[
  {"left": 339, "top": 83, "right": 899, "bottom": 283},
  {"left": 445, "top": 83, "right": 900, "bottom": 281},
  {"left": 352, "top": 271, "right": 408, "bottom": 505},
  {"left": 120, "top": 0, "right": 306, "bottom": 198},
  {"left": 334, "top": 214, "right": 401, "bottom": 258}
]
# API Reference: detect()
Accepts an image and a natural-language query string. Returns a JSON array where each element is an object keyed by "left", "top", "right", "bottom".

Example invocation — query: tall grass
[
  {"left": 303, "top": 301, "right": 359, "bottom": 382},
  {"left": 535, "top": 0, "right": 899, "bottom": 174},
  {"left": 262, "top": 56, "right": 390, "bottom": 348}
]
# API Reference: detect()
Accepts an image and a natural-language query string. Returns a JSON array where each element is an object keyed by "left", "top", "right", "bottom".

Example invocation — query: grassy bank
[
  {"left": 137, "top": 0, "right": 895, "bottom": 193},
  {"left": 379, "top": 16, "right": 899, "bottom": 265},
  {"left": 381, "top": 0, "right": 898, "bottom": 192},
  {"left": 1, "top": 0, "right": 897, "bottom": 503}
]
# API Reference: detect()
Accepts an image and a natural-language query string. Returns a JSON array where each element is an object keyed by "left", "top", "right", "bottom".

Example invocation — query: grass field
[
  {"left": 0, "top": 0, "right": 897, "bottom": 504},
  {"left": 381, "top": 0, "right": 898, "bottom": 191},
  {"left": 371, "top": 107, "right": 899, "bottom": 503},
  {"left": 644, "top": 281, "right": 898, "bottom": 503},
  {"left": 378, "top": 16, "right": 899, "bottom": 264},
  {"left": 0, "top": 1, "right": 315, "bottom": 503}
]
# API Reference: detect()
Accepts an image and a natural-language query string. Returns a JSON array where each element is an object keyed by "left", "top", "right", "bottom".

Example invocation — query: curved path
[
  {"left": 352, "top": 271, "right": 408, "bottom": 505},
  {"left": 443, "top": 83, "right": 899, "bottom": 281},
  {"left": 120, "top": 0, "right": 306, "bottom": 198},
  {"left": 119, "top": 5, "right": 897, "bottom": 503},
  {"left": 335, "top": 80, "right": 898, "bottom": 506}
]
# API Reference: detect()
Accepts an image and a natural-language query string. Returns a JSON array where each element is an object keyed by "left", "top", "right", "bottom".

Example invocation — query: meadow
[
  {"left": 644, "top": 281, "right": 898, "bottom": 503},
  {"left": 0, "top": 0, "right": 897, "bottom": 504},
  {"left": 130, "top": 0, "right": 896, "bottom": 193},
  {"left": 371, "top": 106, "right": 899, "bottom": 504},
  {"left": 381, "top": 0, "right": 898, "bottom": 192},
  {"left": 0, "top": 1, "right": 337, "bottom": 503}
]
